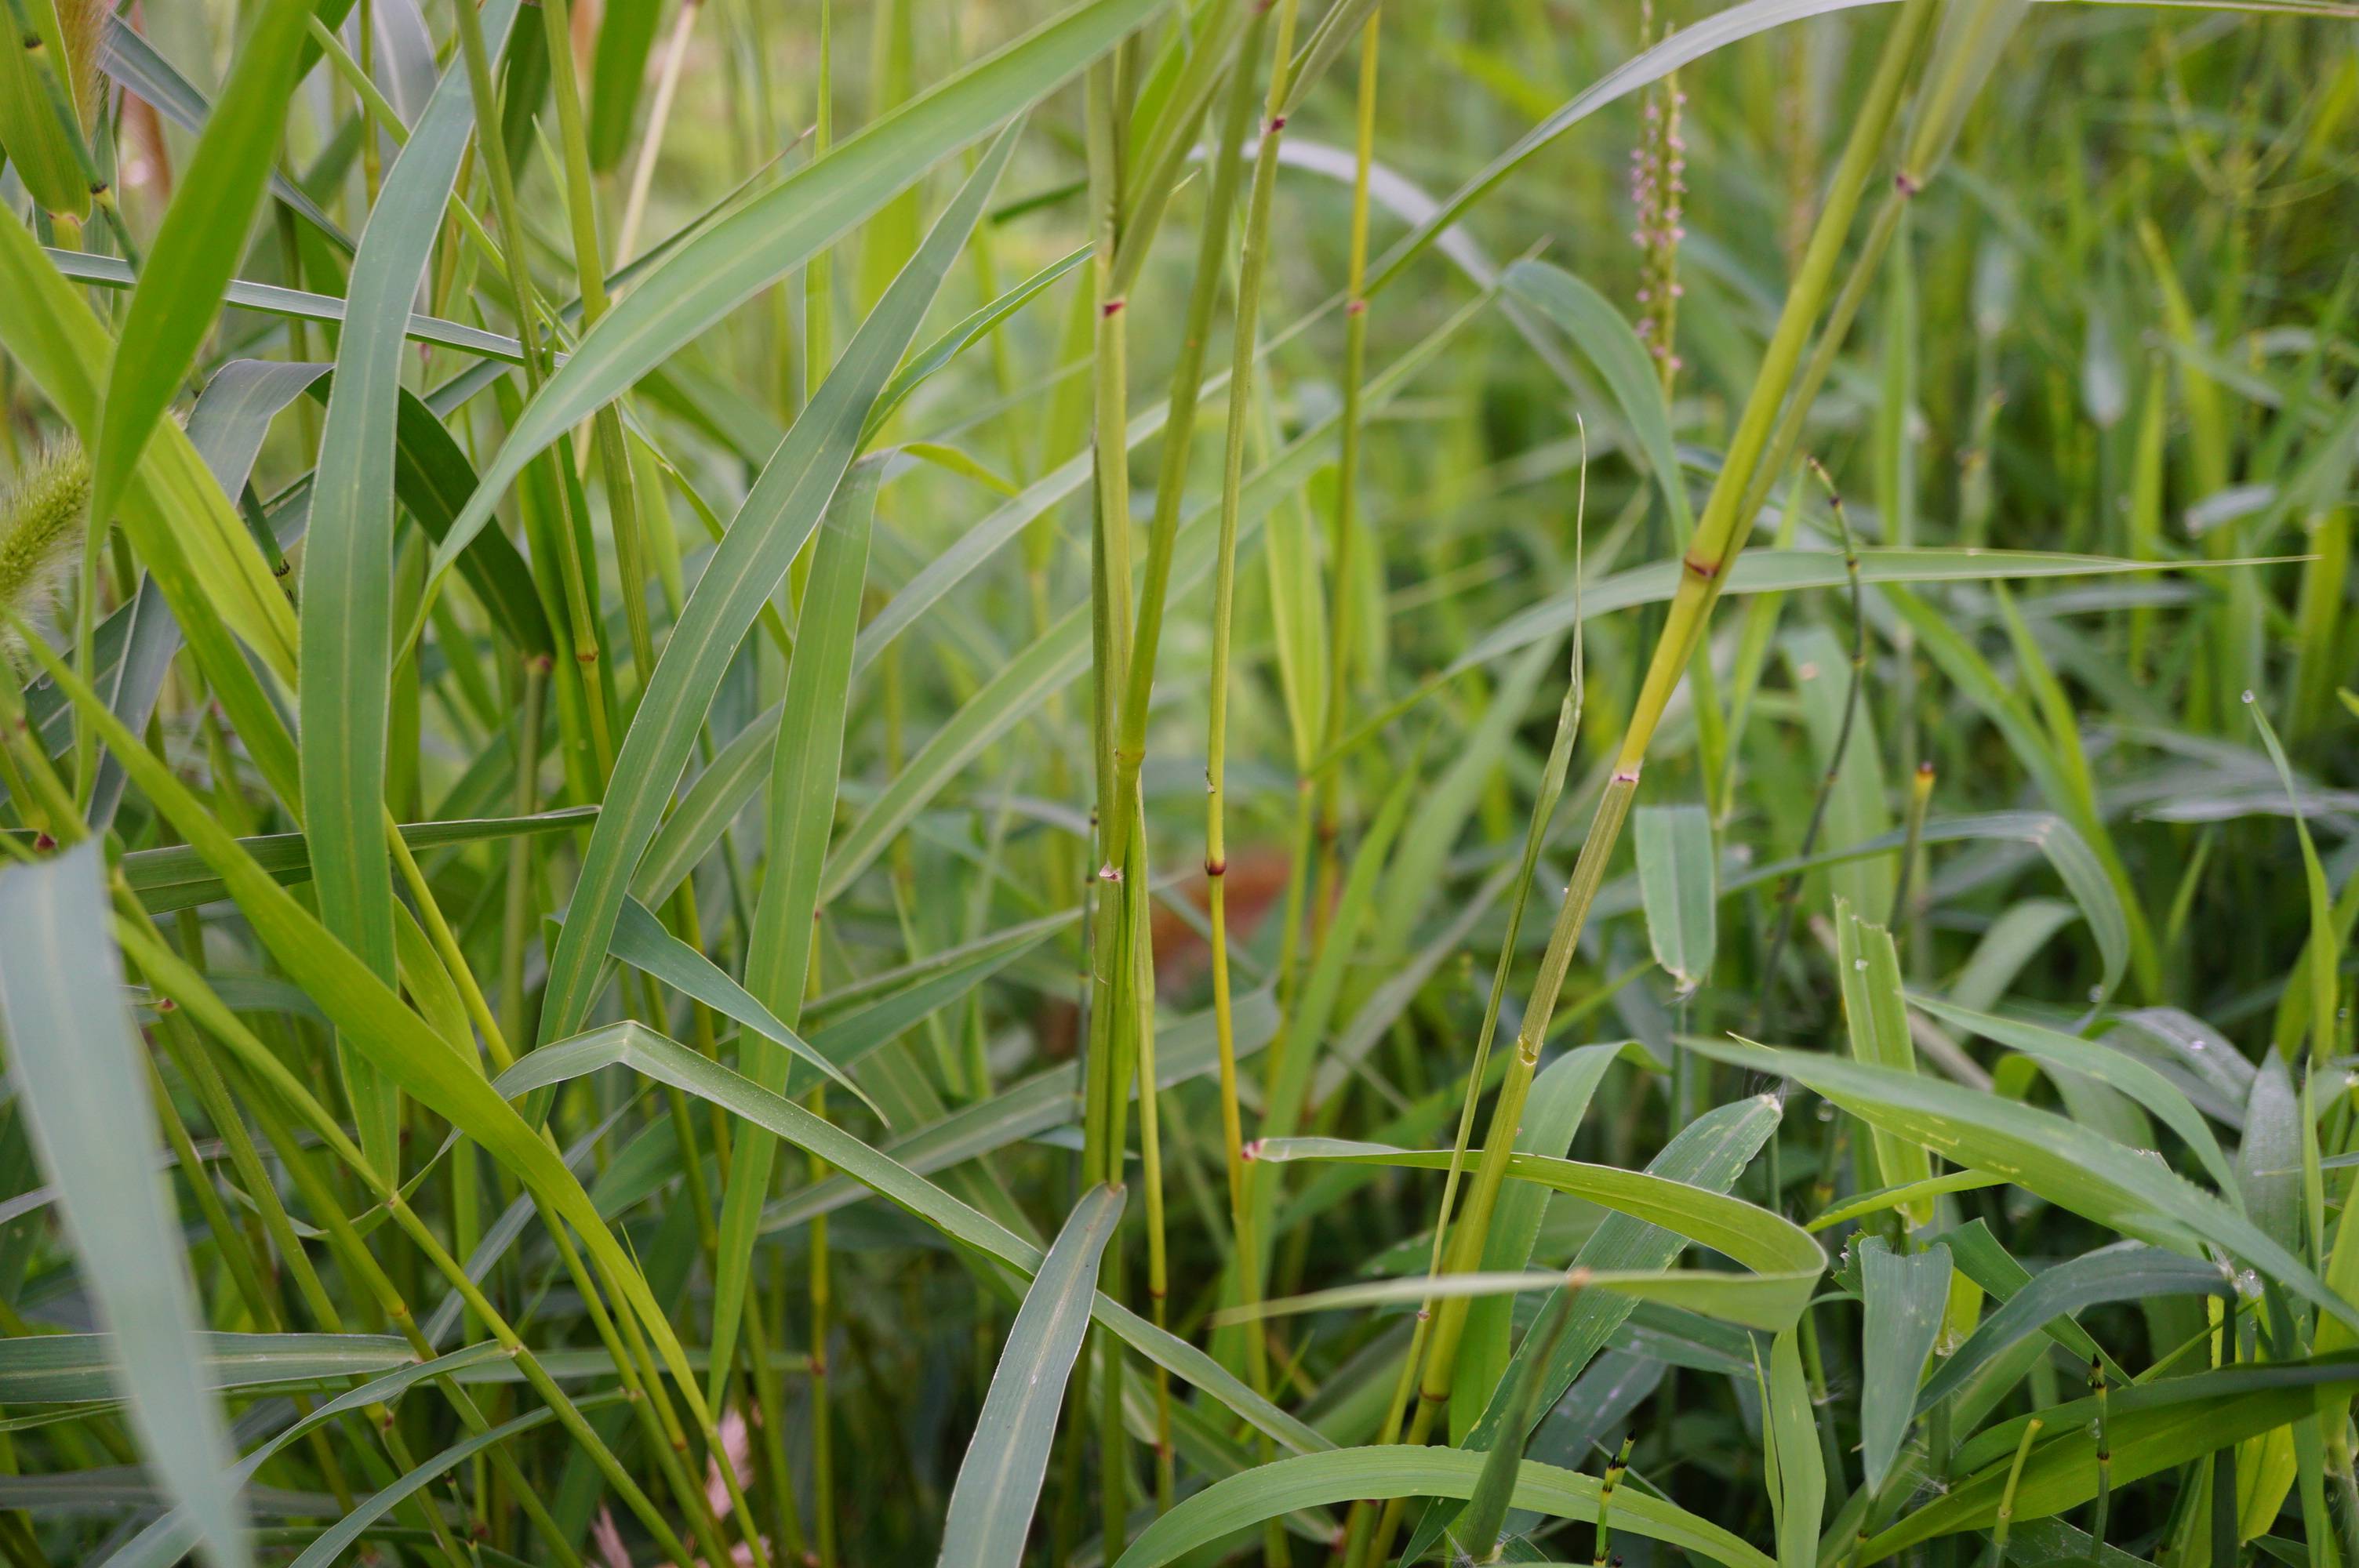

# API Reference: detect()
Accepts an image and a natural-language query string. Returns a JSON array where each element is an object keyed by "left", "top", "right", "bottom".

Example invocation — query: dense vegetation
[{"left": 0, "top": 0, "right": 2354, "bottom": 1564}]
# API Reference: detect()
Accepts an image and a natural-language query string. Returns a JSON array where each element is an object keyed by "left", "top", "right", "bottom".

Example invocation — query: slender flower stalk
[{"left": 1630, "top": 2, "right": 1686, "bottom": 390}]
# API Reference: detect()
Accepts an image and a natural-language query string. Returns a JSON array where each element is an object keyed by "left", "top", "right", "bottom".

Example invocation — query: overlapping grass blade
[{"left": 537, "top": 122, "right": 1021, "bottom": 1047}]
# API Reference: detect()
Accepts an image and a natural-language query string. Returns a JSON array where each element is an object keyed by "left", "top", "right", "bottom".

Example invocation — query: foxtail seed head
[{"left": 0, "top": 437, "right": 90, "bottom": 663}]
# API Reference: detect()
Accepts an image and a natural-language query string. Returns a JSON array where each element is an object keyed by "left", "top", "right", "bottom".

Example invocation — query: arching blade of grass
[
  {"left": 1452, "top": 550, "right": 2292, "bottom": 688},
  {"left": 118, "top": 807, "right": 595, "bottom": 915},
  {"left": 1910, "top": 995, "right": 2238, "bottom": 1197},
  {"left": 429, "top": 0, "right": 1166, "bottom": 581},
  {"left": 1913, "top": 1245, "right": 2229, "bottom": 1415},
  {"left": 537, "top": 122, "right": 1021, "bottom": 1047},
  {"left": 1505, "top": 260, "right": 1693, "bottom": 539},
  {"left": 496, "top": 1019, "right": 1327, "bottom": 1454},
  {"left": 300, "top": 0, "right": 525, "bottom": 1171},
  {"left": 85, "top": 0, "right": 315, "bottom": 534},
  {"left": 1724, "top": 811, "right": 2128, "bottom": 1008},
  {"left": 1249, "top": 1138, "right": 1823, "bottom": 1331},
  {"left": 45, "top": 248, "right": 534, "bottom": 364},
  {"left": 609, "top": 896, "right": 878, "bottom": 1115},
  {"left": 27, "top": 643, "right": 706, "bottom": 1401},
  {"left": 1683, "top": 1036, "right": 2359, "bottom": 1335},
  {"left": 940, "top": 1185, "right": 1124, "bottom": 1568},
  {"left": 1108, "top": 1446, "right": 1772, "bottom": 1568},
  {"left": 1856, "top": 1237, "right": 1950, "bottom": 1494},
  {"left": 0, "top": 844, "right": 250, "bottom": 1568}
]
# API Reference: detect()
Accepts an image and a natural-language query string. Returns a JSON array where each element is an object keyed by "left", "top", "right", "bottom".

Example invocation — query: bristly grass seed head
[{"left": 0, "top": 438, "right": 89, "bottom": 664}]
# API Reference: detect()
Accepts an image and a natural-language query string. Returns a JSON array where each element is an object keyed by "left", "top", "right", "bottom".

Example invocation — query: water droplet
[
  {"left": 1816, "top": 1101, "right": 1837, "bottom": 1122},
  {"left": 2088, "top": 985, "right": 2103, "bottom": 1003},
  {"left": 2241, "top": 689, "right": 2256, "bottom": 704},
  {"left": 1853, "top": 958, "right": 1868, "bottom": 971}
]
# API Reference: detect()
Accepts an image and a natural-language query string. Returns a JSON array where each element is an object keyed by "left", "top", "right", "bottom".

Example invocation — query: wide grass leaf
[
  {"left": 1857, "top": 1236, "right": 1950, "bottom": 1493},
  {"left": 0, "top": 1332, "right": 416, "bottom": 1404},
  {"left": 0, "top": 845, "right": 249, "bottom": 1568},
  {"left": 938, "top": 1185, "right": 1123, "bottom": 1568}
]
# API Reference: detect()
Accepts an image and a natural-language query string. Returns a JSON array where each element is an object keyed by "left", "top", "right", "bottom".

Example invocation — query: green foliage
[{"left": 0, "top": 2, "right": 2353, "bottom": 1566}]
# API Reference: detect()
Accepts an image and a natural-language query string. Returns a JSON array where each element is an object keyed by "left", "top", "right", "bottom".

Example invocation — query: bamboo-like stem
[
  {"left": 1205, "top": 9, "right": 1303, "bottom": 1549},
  {"left": 1358, "top": 9, "right": 1936, "bottom": 1564}
]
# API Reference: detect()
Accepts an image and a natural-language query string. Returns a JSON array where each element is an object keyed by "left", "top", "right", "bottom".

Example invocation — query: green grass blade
[
  {"left": 301, "top": 0, "right": 525, "bottom": 1170},
  {"left": 609, "top": 895, "right": 878, "bottom": 1115},
  {"left": 538, "top": 123, "right": 1020, "bottom": 1047},
  {"left": 1504, "top": 259, "right": 1693, "bottom": 541},
  {"left": 1685, "top": 1036, "right": 2359, "bottom": 1335},
  {"left": 1109, "top": 1446, "right": 1772, "bottom": 1568},
  {"left": 0, "top": 844, "right": 250, "bottom": 1568},
  {"left": 1635, "top": 803, "right": 1717, "bottom": 994},
  {"left": 0, "top": 1332, "right": 416, "bottom": 1404},
  {"left": 939, "top": 1185, "right": 1124, "bottom": 1568},
  {"left": 1912, "top": 1245, "right": 2226, "bottom": 1416},
  {"left": 1836, "top": 902, "right": 1936, "bottom": 1216},
  {"left": 1856, "top": 1236, "right": 1950, "bottom": 1494},
  {"left": 495, "top": 1019, "right": 1325, "bottom": 1454},
  {"left": 96, "top": 13, "right": 352, "bottom": 250},
  {"left": 432, "top": 0, "right": 1167, "bottom": 578},
  {"left": 1910, "top": 994, "right": 2239, "bottom": 1198},
  {"left": 708, "top": 440, "right": 887, "bottom": 1403},
  {"left": 85, "top": 0, "right": 314, "bottom": 533}
]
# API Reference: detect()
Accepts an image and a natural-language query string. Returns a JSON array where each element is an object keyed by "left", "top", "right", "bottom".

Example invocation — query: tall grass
[{"left": 0, "top": 0, "right": 2354, "bottom": 1565}]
